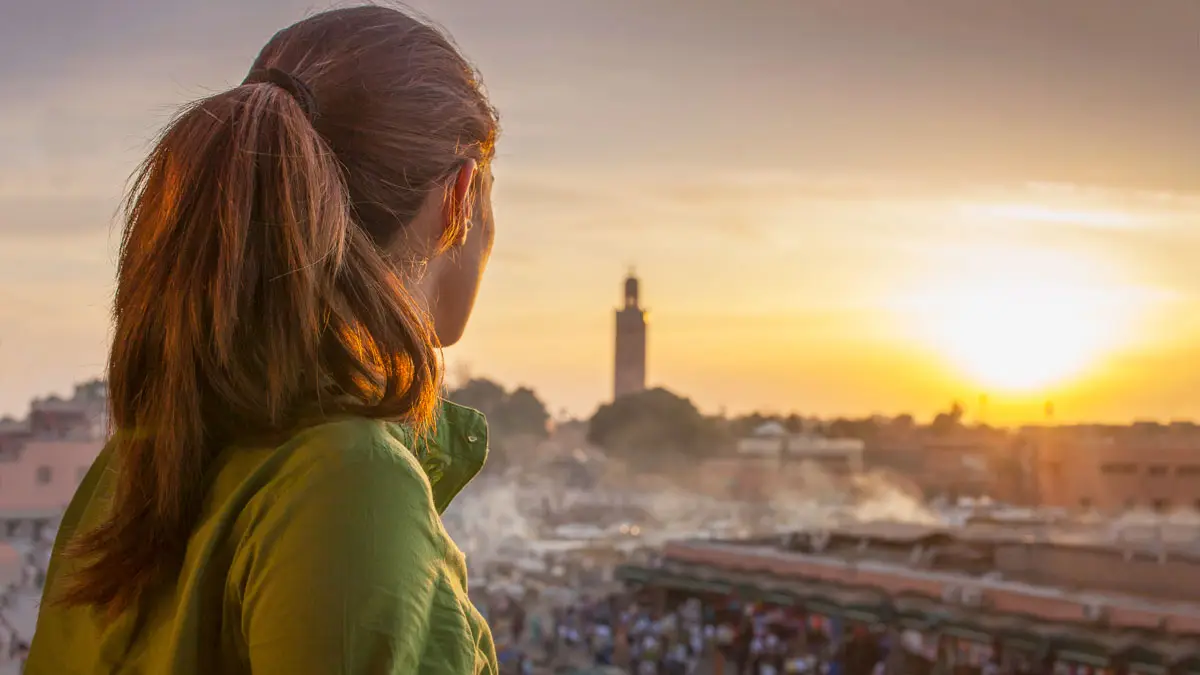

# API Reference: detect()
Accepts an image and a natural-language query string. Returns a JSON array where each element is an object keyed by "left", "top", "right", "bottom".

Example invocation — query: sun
[
  {"left": 922, "top": 283, "right": 1119, "bottom": 392},
  {"left": 895, "top": 277, "right": 1144, "bottom": 394},
  {"left": 877, "top": 200, "right": 1172, "bottom": 395}
]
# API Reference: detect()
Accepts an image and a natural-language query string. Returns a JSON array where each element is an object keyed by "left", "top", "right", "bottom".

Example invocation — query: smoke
[
  {"left": 441, "top": 447, "right": 943, "bottom": 574},
  {"left": 590, "top": 454, "right": 941, "bottom": 538},
  {"left": 442, "top": 472, "right": 541, "bottom": 574},
  {"left": 441, "top": 434, "right": 1200, "bottom": 585},
  {"left": 751, "top": 463, "right": 942, "bottom": 531},
  {"left": 444, "top": 360, "right": 474, "bottom": 391},
  {"left": 848, "top": 470, "right": 943, "bottom": 525}
]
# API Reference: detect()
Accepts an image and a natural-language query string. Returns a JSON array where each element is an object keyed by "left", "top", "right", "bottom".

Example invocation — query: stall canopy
[{"left": 613, "top": 562, "right": 1200, "bottom": 668}]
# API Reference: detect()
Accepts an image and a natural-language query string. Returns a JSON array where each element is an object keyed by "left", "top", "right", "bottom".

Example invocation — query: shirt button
[{"left": 467, "top": 435, "right": 478, "bottom": 443}]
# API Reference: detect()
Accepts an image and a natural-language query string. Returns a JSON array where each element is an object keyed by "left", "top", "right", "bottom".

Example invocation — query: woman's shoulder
[
  {"left": 242, "top": 416, "right": 436, "bottom": 514},
  {"left": 227, "top": 416, "right": 447, "bottom": 562},
  {"left": 280, "top": 416, "right": 418, "bottom": 467}
]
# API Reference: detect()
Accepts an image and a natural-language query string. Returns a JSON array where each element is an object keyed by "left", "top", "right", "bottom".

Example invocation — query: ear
[{"left": 444, "top": 159, "right": 478, "bottom": 244}]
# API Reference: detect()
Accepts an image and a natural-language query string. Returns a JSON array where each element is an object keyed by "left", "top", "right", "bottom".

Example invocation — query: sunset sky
[{"left": 2, "top": 0, "right": 1199, "bottom": 424}]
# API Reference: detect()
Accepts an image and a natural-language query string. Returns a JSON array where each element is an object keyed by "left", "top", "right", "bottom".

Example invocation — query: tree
[
  {"left": 445, "top": 378, "right": 550, "bottom": 440},
  {"left": 498, "top": 386, "right": 551, "bottom": 438},
  {"left": 931, "top": 400, "right": 965, "bottom": 434},
  {"left": 728, "top": 412, "right": 772, "bottom": 438},
  {"left": 586, "top": 387, "right": 720, "bottom": 468},
  {"left": 446, "top": 378, "right": 507, "bottom": 418},
  {"left": 825, "top": 417, "right": 881, "bottom": 441}
]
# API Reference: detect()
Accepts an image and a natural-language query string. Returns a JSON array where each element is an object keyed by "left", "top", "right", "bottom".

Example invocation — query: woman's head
[
  {"left": 58, "top": 5, "right": 499, "bottom": 614},
  {"left": 250, "top": 4, "right": 498, "bottom": 346}
]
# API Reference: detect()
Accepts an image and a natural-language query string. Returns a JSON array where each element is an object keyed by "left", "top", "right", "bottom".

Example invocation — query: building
[
  {"left": 0, "top": 381, "right": 113, "bottom": 670},
  {"left": 737, "top": 421, "right": 865, "bottom": 474},
  {"left": 1029, "top": 424, "right": 1200, "bottom": 513},
  {"left": 28, "top": 379, "right": 108, "bottom": 441},
  {"left": 613, "top": 270, "right": 647, "bottom": 400},
  {"left": 0, "top": 380, "right": 109, "bottom": 533},
  {"left": 0, "top": 418, "right": 31, "bottom": 461},
  {"left": 864, "top": 426, "right": 1034, "bottom": 505},
  {"left": 697, "top": 423, "right": 866, "bottom": 500},
  {"left": 642, "top": 521, "right": 1200, "bottom": 626},
  {"left": 0, "top": 440, "right": 102, "bottom": 515}
]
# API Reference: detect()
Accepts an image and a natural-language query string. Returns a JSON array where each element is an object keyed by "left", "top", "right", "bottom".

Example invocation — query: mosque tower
[{"left": 613, "top": 269, "right": 647, "bottom": 400}]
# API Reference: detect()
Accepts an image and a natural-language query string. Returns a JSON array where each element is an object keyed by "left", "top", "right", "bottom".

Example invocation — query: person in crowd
[
  {"left": 529, "top": 611, "right": 546, "bottom": 650},
  {"left": 592, "top": 621, "right": 615, "bottom": 665},
  {"left": 26, "top": 5, "right": 499, "bottom": 674},
  {"left": 512, "top": 599, "right": 528, "bottom": 644}
]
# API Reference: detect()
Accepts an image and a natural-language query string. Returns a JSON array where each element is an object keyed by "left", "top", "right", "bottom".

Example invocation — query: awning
[{"left": 614, "top": 561, "right": 1200, "bottom": 665}]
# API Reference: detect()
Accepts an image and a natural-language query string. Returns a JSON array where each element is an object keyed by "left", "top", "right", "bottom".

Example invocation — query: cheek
[
  {"left": 478, "top": 219, "right": 496, "bottom": 266},
  {"left": 437, "top": 254, "right": 483, "bottom": 308}
]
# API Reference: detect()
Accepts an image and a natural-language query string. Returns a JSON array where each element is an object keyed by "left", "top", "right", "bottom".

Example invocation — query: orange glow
[{"left": 887, "top": 242, "right": 1163, "bottom": 395}]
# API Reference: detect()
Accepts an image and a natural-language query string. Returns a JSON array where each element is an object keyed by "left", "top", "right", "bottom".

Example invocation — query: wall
[
  {"left": 737, "top": 436, "right": 786, "bottom": 455},
  {"left": 696, "top": 454, "right": 858, "bottom": 502},
  {"left": 994, "top": 543, "right": 1200, "bottom": 603},
  {"left": 1032, "top": 433, "right": 1200, "bottom": 512},
  {"left": 0, "top": 440, "right": 103, "bottom": 513},
  {"left": 0, "top": 432, "right": 30, "bottom": 462},
  {"left": 0, "top": 543, "right": 20, "bottom": 589},
  {"left": 613, "top": 307, "right": 647, "bottom": 399},
  {"left": 664, "top": 541, "right": 1200, "bottom": 633},
  {"left": 864, "top": 430, "right": 1033, "bottom": 504}
]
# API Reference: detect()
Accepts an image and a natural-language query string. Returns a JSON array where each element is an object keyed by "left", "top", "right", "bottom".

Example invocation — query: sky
[{"left": 2, "top": 0, "right": 1200, "bottom": 424}]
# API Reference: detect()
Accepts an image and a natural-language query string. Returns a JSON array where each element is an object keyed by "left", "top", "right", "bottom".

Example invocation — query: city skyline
[{"left": 3, "top": 0, "right": 1200, "bottom": 424}]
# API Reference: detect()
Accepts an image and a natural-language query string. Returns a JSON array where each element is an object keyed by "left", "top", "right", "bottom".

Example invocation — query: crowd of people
[
  {"left": 469, "top": 571, "right": 1069, "bottom": 675},
  {"left": 0, "top": 522, "right": 53, "bottom": 672},
  {"left": 471, "top": 569, "right": 908, "bottom": 675}
]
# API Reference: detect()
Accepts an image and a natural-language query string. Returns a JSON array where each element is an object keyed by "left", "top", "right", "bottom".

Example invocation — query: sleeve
[{"left": 236, "top": 442, "right": 449, "bottom": 675}]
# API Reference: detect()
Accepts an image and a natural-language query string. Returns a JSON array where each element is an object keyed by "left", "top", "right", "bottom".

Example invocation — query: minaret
[{"left": 613, "top": 269, "right": 647, "bottom": 400}]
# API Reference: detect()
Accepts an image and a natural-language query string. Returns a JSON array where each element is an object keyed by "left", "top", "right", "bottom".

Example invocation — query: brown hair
[{"left": 56, "top": 5, "right": 498, "bottom": 615}]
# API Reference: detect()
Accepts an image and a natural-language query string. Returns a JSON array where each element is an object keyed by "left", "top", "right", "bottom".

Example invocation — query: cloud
[
  {"left": 6, "top": 0, "right": 1200, "bottom": 203},
  {"left": 0, "top": 196, "right": 122, "bottom": 240}
]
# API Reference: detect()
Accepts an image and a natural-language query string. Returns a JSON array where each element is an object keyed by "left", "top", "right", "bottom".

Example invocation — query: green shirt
[{"left": 27, "top": 402, "right": 498, "bottom": 675}]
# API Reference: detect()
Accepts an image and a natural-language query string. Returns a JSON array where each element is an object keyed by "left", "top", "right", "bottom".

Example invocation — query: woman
[{"left": 27, "top": 5, "right": 500, "bottom": 674}]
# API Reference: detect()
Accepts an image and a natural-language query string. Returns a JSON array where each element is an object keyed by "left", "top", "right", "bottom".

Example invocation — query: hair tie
[{"left": 243, "top": 67, "right": 318, "bottom": 120}]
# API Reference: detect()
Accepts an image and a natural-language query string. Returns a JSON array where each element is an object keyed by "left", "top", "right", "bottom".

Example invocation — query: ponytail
[{"left": 56, "top": 79, "right": 442, "bottom": 615}]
